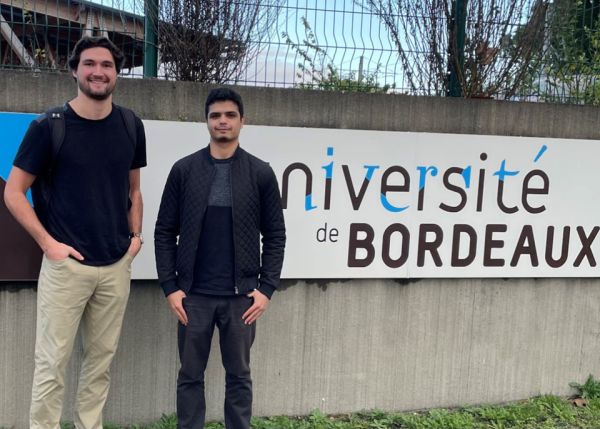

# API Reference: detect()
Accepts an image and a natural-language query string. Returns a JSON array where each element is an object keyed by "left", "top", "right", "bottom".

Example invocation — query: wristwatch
[{"left": 129, "top": 232, "right": 144, "bottom": 244}]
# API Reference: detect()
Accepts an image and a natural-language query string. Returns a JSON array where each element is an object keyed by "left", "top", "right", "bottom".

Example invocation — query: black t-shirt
[{"left": 13, "top": 103, "right": 147, "bottom": 266}]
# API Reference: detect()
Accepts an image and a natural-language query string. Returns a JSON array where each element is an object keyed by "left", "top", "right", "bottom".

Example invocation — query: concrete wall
[{"left": 1, "top": 69, "right": 600, "bottom": 427}]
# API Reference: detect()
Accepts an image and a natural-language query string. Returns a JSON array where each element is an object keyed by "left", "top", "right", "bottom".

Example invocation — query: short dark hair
[
  {"left": 205, "top": 88, "right": 244, "bottom": 119},
  {"left": 68, "top": 36, "right": 125, "bottom": 74}
]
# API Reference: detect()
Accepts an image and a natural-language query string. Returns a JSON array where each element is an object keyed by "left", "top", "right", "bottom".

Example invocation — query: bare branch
[
  {"left": 148, "top": 0, "right": 283, "bottom": 82},
  {"left": 359, "top": 0, "right": 549, "bottom": 98}
]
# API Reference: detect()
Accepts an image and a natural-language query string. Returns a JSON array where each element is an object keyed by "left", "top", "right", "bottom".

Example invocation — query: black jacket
[{"left": 154, "top": 146, "right": 286, "bottom": 298}]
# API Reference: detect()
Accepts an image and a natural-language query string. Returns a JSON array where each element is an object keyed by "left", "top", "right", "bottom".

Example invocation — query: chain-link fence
[{"left": 1, "top": 0, "right": 600, "bottom": 103}]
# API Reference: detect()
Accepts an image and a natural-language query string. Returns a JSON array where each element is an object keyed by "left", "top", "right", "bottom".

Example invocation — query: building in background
[{"left": 0, "top": 0, "right": 143, "bottom": 71}]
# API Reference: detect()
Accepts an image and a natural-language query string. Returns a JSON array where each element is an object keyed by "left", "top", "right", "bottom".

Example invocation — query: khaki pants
[{"left": 30, "top": 253, "right": 132, "bottom": 429}]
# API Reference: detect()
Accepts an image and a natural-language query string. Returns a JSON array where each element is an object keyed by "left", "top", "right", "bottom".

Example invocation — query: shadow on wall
[{"left": 0, "top": 179, "right": 42, "bottom": 280}]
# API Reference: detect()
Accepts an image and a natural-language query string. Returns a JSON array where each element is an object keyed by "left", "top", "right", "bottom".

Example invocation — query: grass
[
  {"left": 59, "top": 395, "right": 600, "bottom": 429},
  {"left": 570, "top": 375, "right": 600, "bottom": 401}
]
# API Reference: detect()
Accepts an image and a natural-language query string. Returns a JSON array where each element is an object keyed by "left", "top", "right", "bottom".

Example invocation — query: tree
[
  {"left": 154, "top": 0, "right": 282, "bottom": 82},
  {"left": 359, "top": 0, "right": 549, "bottom": 99},
  {"left": 282, "top": 17, "right": 392, "bottom": 93},
  {"left": 540, "top": 0, "right": 600, "bottom": 104}
]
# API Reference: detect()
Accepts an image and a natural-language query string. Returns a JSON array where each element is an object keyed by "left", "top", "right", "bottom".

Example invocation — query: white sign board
[{"left": 135, "top": 120, "right": 600, "bottom": 279}]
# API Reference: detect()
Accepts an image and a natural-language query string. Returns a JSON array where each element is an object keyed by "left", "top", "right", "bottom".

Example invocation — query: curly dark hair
[{"left": 68, "top": 36, "right": 125, "bottom": 74}]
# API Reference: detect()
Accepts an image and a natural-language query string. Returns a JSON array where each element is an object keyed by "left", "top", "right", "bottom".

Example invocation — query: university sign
[{"left": 2, "top": 113, "right": 600, "bottom": 279}]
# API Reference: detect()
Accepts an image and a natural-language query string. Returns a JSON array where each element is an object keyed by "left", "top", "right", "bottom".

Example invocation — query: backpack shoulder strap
[
  {"left": 38, "top": 104, "right": 68, "bottom": 163},
  {"left": 31, "top": 104, "right": 67, "bottom": 223},
  {"left": 114, "top": 104, "right": 138, "bottom": 149}
]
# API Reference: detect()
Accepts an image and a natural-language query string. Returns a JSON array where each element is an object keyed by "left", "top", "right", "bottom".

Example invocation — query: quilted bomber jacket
[{"left": 154, "top": 145, "right": 286, "bottom": 299}]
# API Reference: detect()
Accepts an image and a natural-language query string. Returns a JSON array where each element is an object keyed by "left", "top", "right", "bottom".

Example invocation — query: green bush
[{"left": 570, "top": 374, "right": 600, "bottom": 400}]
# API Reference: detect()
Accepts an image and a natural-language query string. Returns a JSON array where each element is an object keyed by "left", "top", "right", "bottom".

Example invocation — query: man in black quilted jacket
[{"left": 154, "top": 87, "right": 286, "bottom": 429}]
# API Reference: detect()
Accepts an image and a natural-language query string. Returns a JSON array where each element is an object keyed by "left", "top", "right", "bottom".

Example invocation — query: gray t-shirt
[{"left": 191, "top": 159, "right": 236, "bottom": 295}]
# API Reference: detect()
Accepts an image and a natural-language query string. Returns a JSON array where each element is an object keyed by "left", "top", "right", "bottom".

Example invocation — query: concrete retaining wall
[{"left": 1, "top": 70, "right": 599, "bottom": 427}]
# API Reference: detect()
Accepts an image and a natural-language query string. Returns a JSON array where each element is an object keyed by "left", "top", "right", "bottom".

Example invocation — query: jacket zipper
[{"left": 230, "top": 163, "right": 239, "bottom": 295}]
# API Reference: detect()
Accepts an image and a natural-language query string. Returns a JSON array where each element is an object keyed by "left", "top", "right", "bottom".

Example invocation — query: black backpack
[{"left": 31, "top": 103, "right": 138, "bottom": 226}]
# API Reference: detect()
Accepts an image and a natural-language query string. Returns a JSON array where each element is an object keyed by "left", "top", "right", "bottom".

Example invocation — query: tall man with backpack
[{"left": 3, "top": 36, "right": 146, "bottom": 429}]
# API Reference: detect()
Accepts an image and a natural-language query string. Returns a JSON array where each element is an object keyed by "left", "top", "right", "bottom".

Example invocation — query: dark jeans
[{"left": 177, "top": 294, "right": 256, "bottom": 429}]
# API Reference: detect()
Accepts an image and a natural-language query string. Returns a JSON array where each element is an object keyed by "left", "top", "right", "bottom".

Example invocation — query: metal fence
[
  {"left": 0, "top": 0, "right": 144, "bottom": 69},
  {"left": 1, "top": 0, "right": 600, "bottom": 104}
]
